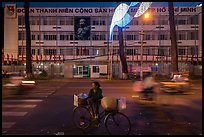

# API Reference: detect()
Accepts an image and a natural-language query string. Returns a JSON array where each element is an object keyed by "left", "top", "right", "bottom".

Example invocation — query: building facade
[{"left": 3, "top": 4, "right": 202, "bottom": 78}]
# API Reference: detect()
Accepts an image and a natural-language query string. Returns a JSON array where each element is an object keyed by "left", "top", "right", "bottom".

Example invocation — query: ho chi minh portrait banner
[{"left": 74, "top": 17, "right": 91, "bottom": 40}]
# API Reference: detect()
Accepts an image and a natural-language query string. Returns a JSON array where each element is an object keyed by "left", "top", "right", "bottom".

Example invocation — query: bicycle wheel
[
  {"left": 73, "top": 106, "right": 92, "bottom": 129},
  {"left": 105, "top": 111, "right": 131, "bottom": 135}
]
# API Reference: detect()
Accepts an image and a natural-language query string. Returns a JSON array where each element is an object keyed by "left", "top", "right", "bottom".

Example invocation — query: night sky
[{"left": 2, "top": 2, "right": 202, "bottom": 8}]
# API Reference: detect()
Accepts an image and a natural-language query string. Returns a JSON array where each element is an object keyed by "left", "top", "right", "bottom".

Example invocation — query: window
[
  {"left": 144, "top": 34, "right": 151, "bottom": 40},
  {"left": 18, "top": 47, "right": 22, "bottom": 55},
  {"left": 158, "top": 16, "right": 169, "bottom": 25},
  {"left": 178, "top": 48, "right": 185, "bottom": 55},
  {"left": 113, "top": 35, "right": 118, "bottom": 40},
  {"left": 126, "top": 49, "right": 134, "bottom": 55},
  {"left": 70, "top": 35, "right": 73, "bottom": 40},
  {"left": 93, "top": 66, "right": 99, "bottom": 73},
  {"left": 92, "top": 17, "right": 106, "bottom": 26},
  {"left": 37, "top": 35, "right": 40, "bottom": 40},
  {"left": 158, "top": 34, "right": 168, "bottom": 40},
  {"left": 44, "top": 34, "right": 57, "bottom": 40},
  {"left": 190, "top": 46, "right": 198, "bottom": 55},
  {"left": 42, "top": 17, "right": 48, "bottom": 25},
  {"left": 18, "top": 32, "right": 25, "bottom": 40},
  {"left": 188, "top": 15, "right": 198, "bottom": 25},
  {"left": 143, "top": 48, "right": 150, "bottom": 55},
  {"left": 31, "top": 34, "right": 35, "bottom": 40},
  {"left": 31, "top": 49, "right": 35, "bottom": 55},
  {"left": 18, "top": 16, "right": 25, "bottom": 25},
  {"left": 37, "top": 49, "right": 40, "bottom": 55},
  {"left": 60, "top": 34, "right": 69, "bottom": 40},
  {"left": 92, "top": 32, "right": 106, "bottom": 40},
  {"left": 177, "top": 31, "right": 186, "bottom": 40},
  {"left": 82, "top": 48, "right": 89, "bottom": 56},
  {"left": 175, "top": 19, "right": 186, "bottom": 25},
  {"left": 129, "top": 18, "right": 139, "bottom": 25},
  {"left": 187, "top": 31, "right": 198, "bottom": 40},
  {"left": 44, "top": 49, "right": 57, "bottom": 55},
  {"left": 126, "top": 35, "right": 135, "bottom": 40},
  {"left": 158, "top": 48, "right": 165, "bottom": 56},
  {"left": 30, "top": 16, "right": 40, "bottom": 25}
]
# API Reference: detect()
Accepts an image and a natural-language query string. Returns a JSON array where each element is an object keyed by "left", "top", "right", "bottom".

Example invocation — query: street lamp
[{"left": 140, "top": 12, "right": 151, "bottom": 81}]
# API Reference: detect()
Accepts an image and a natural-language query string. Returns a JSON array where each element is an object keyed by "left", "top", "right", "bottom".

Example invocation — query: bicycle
[{"left": 73, "top": 97, "right": 131, "bottom": 135}]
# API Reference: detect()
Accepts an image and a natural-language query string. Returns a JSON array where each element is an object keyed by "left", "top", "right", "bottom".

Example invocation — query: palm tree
[
  {"left": 118, "top": 26, "right": 128, "bottom": 79},
  {"left": 168, "top": 2, "right": 178, "bottom": 75},
  {"left": 116, "top": 2, "right": 128, "bottom": 79},
  {"left": 24, "top": 2, "right": 33, "bottom": 79}
]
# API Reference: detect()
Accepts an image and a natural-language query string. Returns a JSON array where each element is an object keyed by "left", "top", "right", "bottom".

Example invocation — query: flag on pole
[
  {"left": 76, "top": 47, "right": 79, "bottom": 56},
  {"left": 2, "top": 54, "right": 4, "bottom": 64},
  {"left": 54, "top": 54, "right": 56, "bottom": 64},
  {"left": 44, "top": 54, "right": 46, "bottom": 64},
  {"left": 145, "top": 54, "right": 147, "bottom": 64},
  {"left": 136, "top": 52, "right": 138, "bottom": 63},
  {"left": 11, "top": 54, "right": 13, "bottom": 64},
  {"left": 31, "top": 55, "right": 33, "bottom": 64},
  {"left": 132, "top": 55, "right": 134, "bottom": 64},
  {"left": 80, "top": 46, "right": 82, "bottom": 56},
  {"left": 191, "top": 55, "right": 194, "bottom": 64},
  {"left": 116, "top": 53, "right": 119, "bottom": 64},
  {"left": 161, "top": 56, "right": 164, "bottom": 64},
  {"left": 166, "top": 56, "right": 168, "bottom": 64},
  {"left": 36, "top": 55, "right": 38, "bottom": 64},
  {"left": 156, "top": 56, "right": 158, "bottom": 64},
  {"left": 83, "top": 47, "right": 86, "bottom": 55},
  {"left": 152, "top": 55, "right": 154, "bottom": 64},
  {"left": 58, "top": 54, "right": 60, "bottom": 64},
  {"left": 40, "top": 54, "right": 42, "bottom": 61},
  {"left": 112, "top": 51, "right": 114, "bottom": 62},
  {"left": 17, "top": 54, "right": 19, "bottom": 65},
  {"left": 62, "top": 54, "right": 65, "bottom": 63},
  {"left": 7, "top": 54, "right": 10, "bottom": 64},
  {"left": 22, "top": 54, "right": 24, "bottom": 65},
  {"left": 185, "top": 55, "right": 188, "bottom": 64},
  {"left": 49, "top": 55, "right": 52, "bottom": 64},
  {"left": 196, "top": 55, "right": 199, "bottom": 65}
]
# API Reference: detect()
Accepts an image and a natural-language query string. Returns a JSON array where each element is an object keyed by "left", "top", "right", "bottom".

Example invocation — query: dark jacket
[{"left": 88, "top": 88, "right": 103, "bottom": 102}]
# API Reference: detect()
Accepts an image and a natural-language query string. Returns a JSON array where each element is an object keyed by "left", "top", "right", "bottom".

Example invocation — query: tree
[
  {"left": 118, "top": 26, "right": 128, "bottom": 79},
  {"left": 24, "top": 2, "right": 33, "bottom": 79},
  {"left": 168, "top": 2, "right": 178, "bottom": 75}
]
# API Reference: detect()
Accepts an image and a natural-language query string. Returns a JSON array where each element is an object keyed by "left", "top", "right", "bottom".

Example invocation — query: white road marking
[
  {"left": 31, "top": 90, "right": 55, "bottom": 92},
  {"left": 2, "top": 112, "right": 28, "bottom": 116},
  {"left": 132, "top": 95, "right": 140, "bottom": 98},
  {"left": 33, "top": 92, "right": 53, "bottom": 94},
  {"left": 2, "top": 99, "right": 43, "bottom": 103},
  {"left": 3, "top": 105, "right": 37, "bottom": 108},
  {"left": 2, "top": 122, "right": 16, "bottom": 129}
]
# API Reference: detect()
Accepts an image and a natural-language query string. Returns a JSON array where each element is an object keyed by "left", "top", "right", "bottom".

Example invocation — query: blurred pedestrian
[{"left": 141, "top": 73, "right": 157, "bottom": 100}]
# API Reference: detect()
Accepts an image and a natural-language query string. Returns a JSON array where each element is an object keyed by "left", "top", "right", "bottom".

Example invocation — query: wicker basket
[{"left": 78, "top": 98, "right": 88, "bottom": 106}]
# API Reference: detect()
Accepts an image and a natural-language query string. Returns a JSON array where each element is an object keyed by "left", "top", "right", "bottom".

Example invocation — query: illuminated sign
[{"left": 109, "top": 2, "right": 152, "bottom": 40}]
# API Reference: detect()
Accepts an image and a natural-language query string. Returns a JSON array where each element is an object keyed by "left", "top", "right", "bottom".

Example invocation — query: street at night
[
  {"left": 2, "top": 79, "right": 202, "bottom": 135},
  {"left": 2, "top": 1, "right": 202, "bottom": 135}
]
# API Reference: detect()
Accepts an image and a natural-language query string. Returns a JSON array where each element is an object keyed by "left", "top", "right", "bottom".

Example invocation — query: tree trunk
[
  {"left": 168, "top": 2, "right": 179, "bottom": 75},
  {"left": 24, "top": 2, "right": 33, "bottom": 79},
  {"left": 118, "top": 26, "right": 128, "bottom": 79}
]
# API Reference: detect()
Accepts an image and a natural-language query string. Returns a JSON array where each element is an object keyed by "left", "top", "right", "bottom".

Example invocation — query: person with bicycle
[{"left": 87, "top": 81, "right": 103, "bottom": 120}]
